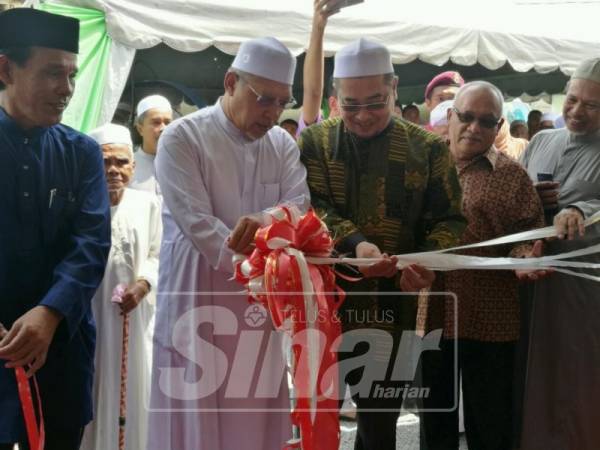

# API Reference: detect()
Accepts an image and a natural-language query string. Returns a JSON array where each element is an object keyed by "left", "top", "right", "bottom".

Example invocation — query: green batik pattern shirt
[{"left": 298, "top": 116, "right": 465, "bottom": 332}]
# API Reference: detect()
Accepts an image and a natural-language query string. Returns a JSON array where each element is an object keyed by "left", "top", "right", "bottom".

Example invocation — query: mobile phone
[
  {"left": 328, "top": 0, "right": 364, "bottom": 11},
  {"left": 537, "top": 172, "right": 554, "bottom": 182}
]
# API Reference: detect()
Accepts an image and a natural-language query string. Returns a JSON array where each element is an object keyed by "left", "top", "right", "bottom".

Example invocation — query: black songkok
[{"left": 0, "top": 8, "right": 79, "bottom": 54}]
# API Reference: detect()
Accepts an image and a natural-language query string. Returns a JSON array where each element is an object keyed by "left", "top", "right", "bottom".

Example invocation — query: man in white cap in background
[
  {"left": 130, "top": 94, "right": 173, "bottom": 196},
  {"left": 519, "top": 58, "right": 600, "bottom": 450},
  {"left": 147, "top": 37, "right": 309, "bottom": 450},
  {"left": 298, "top": 38, "right": 465, "bottom": 450},
  {"left": 428, "top": 99, "right": 453, "bottom": 141},
  {"left": 538, "top": 111, "right": 559, "bottom": 131},
  {"left": 81, "top": 123, "right": 161, "bottom": 450}
]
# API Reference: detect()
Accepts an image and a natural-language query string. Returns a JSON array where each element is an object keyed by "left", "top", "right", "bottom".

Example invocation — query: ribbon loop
[{"left": 234, "top": 206, "right": 342, "bottom": 450}]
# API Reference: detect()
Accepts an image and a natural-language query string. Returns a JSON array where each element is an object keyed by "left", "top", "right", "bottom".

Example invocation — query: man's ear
[
  {"left": 223, "top": 71, "right": 238, "bottom": 96},
  {"left": 425, "top": 97, "right": 432, "bottom": 110},
  {"left": 328, "top": 96, "right": 337, "bottom": 108},
  {"left": 328, "top": 96, "right": 339, "bottom": 116},
  {"left": 0, "top": 55, "right": 14, "bottom": 87}
]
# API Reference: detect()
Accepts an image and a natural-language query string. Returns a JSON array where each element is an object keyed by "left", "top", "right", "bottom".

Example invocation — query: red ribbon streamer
[
  {"left": 234, "top": 207, "right": 344, "bottom": 450},
  {"left": 15, "top": 367, "right": 45, "bottom": 450}
]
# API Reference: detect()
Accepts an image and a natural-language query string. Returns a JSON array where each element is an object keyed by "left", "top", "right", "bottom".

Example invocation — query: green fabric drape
[{"left": 40, "top": 2, "right": 111, "bottom": 133}]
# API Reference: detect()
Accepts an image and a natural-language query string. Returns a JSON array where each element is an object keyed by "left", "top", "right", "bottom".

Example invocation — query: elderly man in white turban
[
  {"left": 130, "top": 94, "right": 173, "bottom": 196},
  {"left": 519, "top": 58, "right": 600, "bottom": 450},
  {"left": 538, "top": 111, "right": 559, "bottom": 131},
  {"left": 80, "top": 124, "right": 161, "bottom": 450},
  {"left": 429, "top": 99, "right": 454, "bottom": 141},
  {"left": 147, "top": 37, "right": 310, "bottom": 450}
]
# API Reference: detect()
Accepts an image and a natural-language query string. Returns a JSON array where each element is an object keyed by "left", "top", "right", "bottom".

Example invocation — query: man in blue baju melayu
[{"left": 0, "top": 8, "right": 111, "bottom": 450}]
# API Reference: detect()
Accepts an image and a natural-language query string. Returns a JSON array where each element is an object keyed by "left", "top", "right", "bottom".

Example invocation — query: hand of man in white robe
[
  {"left": 534, "top": 181, "right": 560, "bottom": 210},
  {"left": 120, "top": 280, "right": 151, "bottom": 314},
  {"left": 228, "top": 215, "right": 263, "bottom": 254},
  {"left": 554, "top": 207, "right": 585, "bottom": 240}
]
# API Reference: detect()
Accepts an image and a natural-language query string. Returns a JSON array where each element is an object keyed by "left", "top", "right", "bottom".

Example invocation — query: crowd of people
[{"left": 1, "top": 3, "right": 600, "bottom": 450}]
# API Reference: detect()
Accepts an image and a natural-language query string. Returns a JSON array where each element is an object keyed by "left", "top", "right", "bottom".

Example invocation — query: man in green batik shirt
[{"left": 298, "top": 38, "right": 465, "bottom": 450}]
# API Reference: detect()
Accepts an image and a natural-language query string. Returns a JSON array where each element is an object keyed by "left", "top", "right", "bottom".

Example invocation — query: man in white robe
[
  {"left": 81, "top": 124, "right": 162, "bottom": 450},
  {"left": 519, "top": 58, "right": 600, "bottom": 450},
  {"left": 147, "top": 37, "right": 310, "bottom": 450},
  {"left": 130, "top": 94, "right": 173, "bottom": 196}
]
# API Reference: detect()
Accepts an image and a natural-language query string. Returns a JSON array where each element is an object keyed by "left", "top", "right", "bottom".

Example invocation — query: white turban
[
  {"left": 541, "top": 112, "right": 559, "bottom": 123},
  {"left": 88, "top": 123, "right": 134, "bottom": 159},
  {"left": 333, "top": 38, "right": 394, "bottom": 78},
  {"left": 430, "top": 100, "right": 454, "bottom": 127},
  {"left": 231, "top": 36, "right": 296, "bottom": 85},
  {"left": 554, "top": 115, "right": 566, "bottom": 129},
  {"left": 136, "top": 94, "right": 172, "bottom": 117}
]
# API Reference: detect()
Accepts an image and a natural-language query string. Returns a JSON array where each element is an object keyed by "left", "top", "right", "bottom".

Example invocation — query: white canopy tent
[{"left": 27, "top": 0, "right": 600, "bottom": 125}]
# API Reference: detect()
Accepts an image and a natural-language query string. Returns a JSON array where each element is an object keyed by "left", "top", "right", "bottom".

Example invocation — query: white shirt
[
  {"left": 520, "top": 128, "right": 600, "bottom": 218},
  {"left": 147, "top": 100, "right": 309, "bottom": 450},
  {"left": 131, "top": 147, "right": 160, "bottom": 196},
  {"left": 157, "top": 99, "right": 309, "bottom": 273},
  {"left": 81, "top": 188, "right": 162, "bottom": 450}
]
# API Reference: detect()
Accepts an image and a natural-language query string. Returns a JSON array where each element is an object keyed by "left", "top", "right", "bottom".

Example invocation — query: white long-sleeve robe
[
  {"left": 520, "top": 129, "right": 600, "bottom": 450},
  {"left": 131, "top": 148, "right": 161, "bottom": 197},
  {"left": 147, "top": 100, "right": 309, "bottom": 450},
  {"left": 81, "top": 188, "right": 162, "bottom": 450}
]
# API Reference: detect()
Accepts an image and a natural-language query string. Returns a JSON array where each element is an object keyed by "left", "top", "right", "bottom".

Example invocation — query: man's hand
[
  {"left": 400, "top": 264, "right": 436, "bottom": 292},
  {"left": 515, "top": 240, "right": 553, "bottom": 282},
  {"left": 534, "top": 181, "right": 560, "bottom": 210},
  {"left": 0, "top": 306, "right": 62, "bottom": 377},
  {"left": 355, "top": 241, "right": 398, "bottom": 278},
  {"left": 120, "top": 279, "right": 151, "bottom": 314},
  {"left": 554, "top": 207, "right": 585, "bottom": 240},
  {"left": 228, "top": 215, "right": 262, "bottom": 254}
]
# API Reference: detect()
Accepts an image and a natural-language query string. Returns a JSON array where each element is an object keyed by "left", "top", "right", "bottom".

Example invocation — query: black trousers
[
  {"left": 339, "top": 328, "right": 414, "bottom": 450},
  {"left": 335, "top": 280, "right": 419, "bottom": 450},
  {"left": 419, "top": 339, "right": 516, "bottom": 450},
  {"left": 0, "top": 425, "right": 84, "bottom": 450},
  {"left": 512, "top": 284, "right": 534, "bottom": 448}
]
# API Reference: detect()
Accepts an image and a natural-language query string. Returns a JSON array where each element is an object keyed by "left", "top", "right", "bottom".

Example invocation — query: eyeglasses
[
  {"left": 339, "top": 95, "right": 391, "bottom": 113},
  {"left": 452, "top": 107, "right": 501, "bottom": 129},
  {"left": 243, "top": 78, "right": 297, "bottom": 110}
]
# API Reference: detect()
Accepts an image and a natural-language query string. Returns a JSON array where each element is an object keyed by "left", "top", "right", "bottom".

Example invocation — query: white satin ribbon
[
  {"left": 305, "top": 211, "right": 600, "bottom": 282},
  {"left": 286, "top": 247, "right": 320, "bottom": 425}
]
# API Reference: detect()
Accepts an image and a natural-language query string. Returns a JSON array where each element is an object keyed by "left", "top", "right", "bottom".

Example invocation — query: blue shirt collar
[{"left": 0, "top": 107, "right": 49, "bottom": 141}]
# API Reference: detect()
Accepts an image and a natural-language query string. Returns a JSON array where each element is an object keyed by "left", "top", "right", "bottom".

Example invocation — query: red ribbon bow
[{"left": 234, "top": 206, "right": 344, "bottom": 450}]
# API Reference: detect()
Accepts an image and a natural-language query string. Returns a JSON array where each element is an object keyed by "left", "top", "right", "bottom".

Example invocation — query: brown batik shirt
[{"left": 418, "top": 146, "right": 545, "bottom": 342}]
